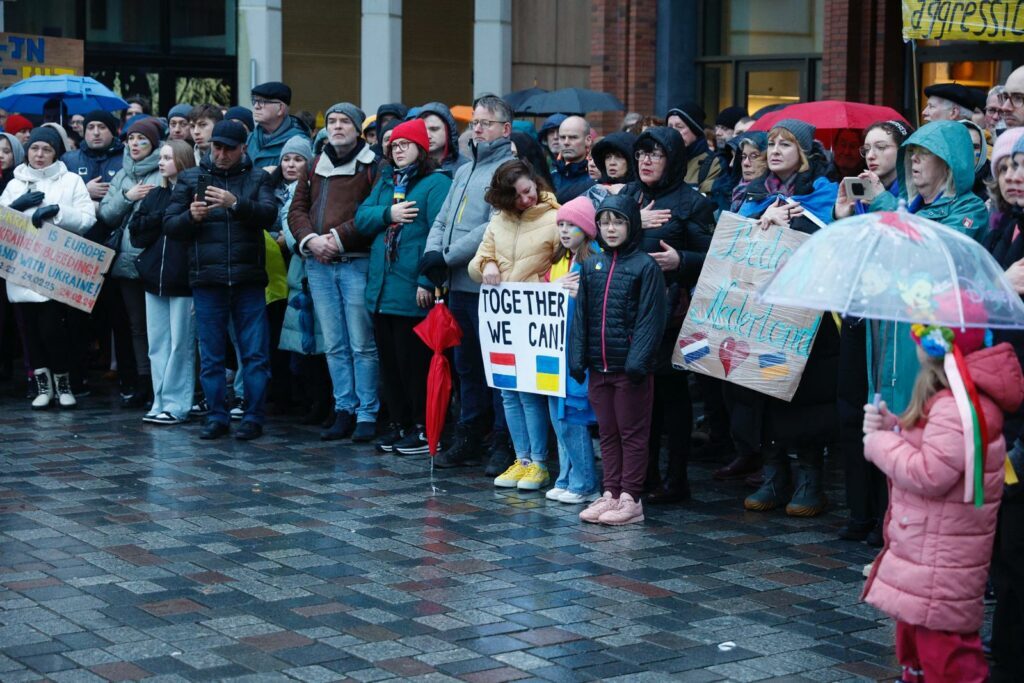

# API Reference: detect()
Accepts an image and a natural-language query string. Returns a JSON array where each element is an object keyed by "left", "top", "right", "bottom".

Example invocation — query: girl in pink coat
[{"left": 861, "top": 302, "right": 1024, "bottom": 683}]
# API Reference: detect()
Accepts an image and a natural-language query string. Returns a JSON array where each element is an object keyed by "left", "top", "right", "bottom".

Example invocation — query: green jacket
[
  {"left": 866, "top": 121, "right": 990, "bottom": 413},
  {"left": 355, "top": 165, "right": 452, "bottom": 317}
]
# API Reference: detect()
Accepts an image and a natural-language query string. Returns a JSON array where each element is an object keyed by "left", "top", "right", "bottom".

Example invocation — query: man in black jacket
[{"left": 164, "top": 121, "right": 279, "bottom": 440}]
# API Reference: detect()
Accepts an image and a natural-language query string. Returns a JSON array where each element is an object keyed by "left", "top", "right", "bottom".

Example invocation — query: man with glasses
[
  {"left": 999, "top": 66, "right": 1024, "bottom": 129},
  {"left": 246, "top": 81, "right": 310, "bottom": 171},
  {"left": 420, "top": 94, "right": 515, "bottom": 474},
  {"left": 985, "top": 86, "right": 1006, "bottom": 135}
]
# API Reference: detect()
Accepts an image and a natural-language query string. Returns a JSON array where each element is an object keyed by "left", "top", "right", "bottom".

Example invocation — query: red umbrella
[
  {"left": 414, "top": 294, "right": 462, "bottom": 456},
  {"left": 748, "top": 100, "right": 909, "bottom": 134}
]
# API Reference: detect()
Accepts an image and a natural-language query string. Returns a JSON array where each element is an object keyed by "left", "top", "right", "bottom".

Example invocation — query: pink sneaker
[
  {"left": 598, "top": 492, "right": 644, "bottom": 525},
  {"left": 579, "top": 492, "right": 618, "bottom": 523}
]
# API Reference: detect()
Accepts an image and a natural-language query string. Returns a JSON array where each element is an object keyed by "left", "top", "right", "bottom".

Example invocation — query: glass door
[{"left": 738, "top": 60, "right": 808, "bottom": 115}]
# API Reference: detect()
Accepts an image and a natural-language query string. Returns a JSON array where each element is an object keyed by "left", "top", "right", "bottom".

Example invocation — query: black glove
[
  {"left": 10, "top": 191, "right": 45, "bottom": 212},
  {"left": 627, "top": 371, "right": 647, "bottom": 386},
  {"left": 31, "top": 204, "right": 60, "bottom": 228},
  {"left": 417, "top": 250, "right": 446, "bottom": 276},
  {"left": 569, "top": 369, "right": 586, "bottom": 384}
]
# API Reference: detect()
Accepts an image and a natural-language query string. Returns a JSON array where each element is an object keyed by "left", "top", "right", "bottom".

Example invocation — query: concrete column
[
  {"left": 361, "top": 0, "right": 402, "bottom": 114},
  {"left": 473, "top": 0, "right": 511, "bottom": 98},
  {"left": 237, "top": 0, "right": 282, "bottom": 103}
]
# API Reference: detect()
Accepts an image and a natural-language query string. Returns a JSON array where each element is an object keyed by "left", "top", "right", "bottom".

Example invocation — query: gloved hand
[
  {"left": 31, "top": 204, "right": 60, "bottom": 228},
  {"left": 417, "top": 250, "right": 446, "bottom": 276},
  {"left": 627, "top": 371, "right": 647, "bottom": 385},
  {"left": 10, "top": 191, "right": 45, "bottom": 212},
  {"left": 569, "top": 369, "right": 586, "bottom": 384}
]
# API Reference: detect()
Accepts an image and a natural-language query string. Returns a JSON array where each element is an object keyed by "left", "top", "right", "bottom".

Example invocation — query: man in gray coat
[{"left": 418, "top": 94, "right": 513, "bottom": 473}]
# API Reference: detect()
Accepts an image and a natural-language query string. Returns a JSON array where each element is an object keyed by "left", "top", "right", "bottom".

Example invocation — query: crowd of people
[{"left": 1, "top": 65, "right": 1024, "bottom": 680}]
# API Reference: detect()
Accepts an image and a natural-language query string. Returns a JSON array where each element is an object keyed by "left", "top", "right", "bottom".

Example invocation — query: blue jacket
[{"left": 246, "top": 116, "right": 310, "bottom": 170}]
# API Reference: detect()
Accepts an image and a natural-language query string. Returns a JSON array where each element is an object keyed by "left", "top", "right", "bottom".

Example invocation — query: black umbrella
[
  {"left": 751, "top": 102, "right": 791, "bottom": 120},
  {"left": 519, "top": 88, "right": 624, "bottom": 116},
  {"left": 504, "top": 87, "right": 548, "bottom": 113}
]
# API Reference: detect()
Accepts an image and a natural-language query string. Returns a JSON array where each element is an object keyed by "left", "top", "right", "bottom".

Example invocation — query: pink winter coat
[{"left": 862, "top": 343, "right": 1024, "bottom": 633}]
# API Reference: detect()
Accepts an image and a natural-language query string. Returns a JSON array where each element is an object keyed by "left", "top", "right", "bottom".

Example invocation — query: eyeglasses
[
  {"left": 251, "top": 97, "right": 283, "bottom": 109},
  {"left": 859, "top": 143, "right": 894, "bottom": 157},
  {"left": 469, "top": 119, "right": 505, "bottom": 129},
  {"left": 740, "top": 153, "right": 762, "bottom": 163},
  {"left": 635, "top": 151, "right": 666, "bottom": 162},
  {"left": 997, "top": 91, "right": 1024, "bottom": 108},
  {"left": 985, "top": 107, "right": 1003, "bottom": 116},
  {"left": 391, "top": 140, "right": 413, "bottom": 152}
]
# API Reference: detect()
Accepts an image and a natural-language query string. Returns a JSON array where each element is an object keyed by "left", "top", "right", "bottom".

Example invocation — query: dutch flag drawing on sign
[
  {"left": 679, "top": 332, "right": 710, "bottom": 364},
  {"left": 490, "top": 352, "right": 517, "bottom": 389}
]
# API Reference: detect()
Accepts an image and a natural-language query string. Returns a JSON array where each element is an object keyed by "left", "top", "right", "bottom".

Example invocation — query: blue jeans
[
  {"left": 144, "top": 292, "right": 195, "bottom": 419},
  {"left": 548, "top": 396, "right": 599, "bottom": 495},
  {"left": 193, "top": 285, "right": 269, "bottom": 425},
  {"left": 306, "top": 258, "right": 379, "bottom": 422},
  {"left": 448, "top": 290, "right": 507, "bottom": 432},
  {"left": 501, "top": 389, "right": 549, "bottom": 463}
]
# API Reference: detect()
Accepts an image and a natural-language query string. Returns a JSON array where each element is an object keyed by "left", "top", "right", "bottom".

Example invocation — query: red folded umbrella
[
  {"left": 749, "top": 100, "right": 909, "bottom": 134},
  {"left": 414, "top": 297, "right": 462, "bottom": 456}
]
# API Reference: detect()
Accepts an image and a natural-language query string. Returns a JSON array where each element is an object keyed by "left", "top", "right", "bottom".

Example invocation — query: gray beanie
[
  {"left": 325, "top": 102, "right": 366, "bottom": 131},
  {"left": 771, "top": 118, "right": 816, "bottom": 153},
  {"left": 280, "top": 135, "right": 314, "bottom": 165},
  {"left": 167, "top": 103, "right": 192, "bottom": 121},
  {"left": 0, "top": 132, "right": 25, "bottom": 167}
]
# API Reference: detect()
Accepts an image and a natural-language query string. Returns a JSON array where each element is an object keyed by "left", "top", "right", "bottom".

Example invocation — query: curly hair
[{"left": 484, "top": 159, "right": 553, "bottom": 214}]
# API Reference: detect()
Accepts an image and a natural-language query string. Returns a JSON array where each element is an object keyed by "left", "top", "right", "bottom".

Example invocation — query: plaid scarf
[{"left": 383, "top": 163, "right": 418, "bottom": 265}]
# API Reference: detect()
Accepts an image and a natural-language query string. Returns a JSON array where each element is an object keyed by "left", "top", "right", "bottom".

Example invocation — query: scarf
[
  {"left": 763, "top": 172, "right": 798, "bottom": 197},
  {"left": 324, "top": 138, "right": 366, "bottom": 168},
  {"left": 384, "top": 163, "right": 419, "bottom": 265}
]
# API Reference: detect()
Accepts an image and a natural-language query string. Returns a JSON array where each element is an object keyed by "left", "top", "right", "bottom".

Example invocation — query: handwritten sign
[
  {"left": 0, "top": 33, "right": 84, "bottom": 88},
  {"left": 902, "top": 1, "right": 1024, "bottom": 41},
  {"left": 479, "top": 282, "right": 568, "bottom": 398},
  {"left": 0, "top": 206, "right": 112, "bottom": 312},
  {"left": 671, "top": 212, "right": 821, "bottom": 401}
]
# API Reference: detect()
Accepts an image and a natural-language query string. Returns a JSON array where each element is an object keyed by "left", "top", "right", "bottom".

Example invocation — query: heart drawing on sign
[{"left": 719, "top": 337, "right": 750, "bottom": 377}]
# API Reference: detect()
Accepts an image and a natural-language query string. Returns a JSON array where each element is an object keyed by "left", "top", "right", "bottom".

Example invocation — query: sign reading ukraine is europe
[{"left": 479, "top": 282, "right": 568, "bottom": 398}]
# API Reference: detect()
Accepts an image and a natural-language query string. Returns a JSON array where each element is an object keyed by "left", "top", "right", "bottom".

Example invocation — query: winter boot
[
  {"left": 484, "top": 431, "right": 514, "bottom": 476},
  {"left": 54, "top": 373, "right": 76, "bottom": 409},
  {"left": 31, "top": 368, "right": 53, "bottom": 409},
  {"left": 433, "top": 423, "right": 482, "bottom": 469},
  {"left": 744, "top": 446, "right": 791, "bottom": 511},
  {"left": 786, "top": 449, "right": 828, "bottom": 517}
]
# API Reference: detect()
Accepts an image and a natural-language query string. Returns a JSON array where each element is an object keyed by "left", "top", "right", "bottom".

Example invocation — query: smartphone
[
  {"left": 195, "top": 174, "right": 211, "bottom": 204},
  {"left": 842, "top": 176, "right": 870, "bottom": 201}
]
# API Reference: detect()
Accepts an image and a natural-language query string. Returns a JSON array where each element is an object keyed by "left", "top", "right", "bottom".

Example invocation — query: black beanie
[
  {"left": 666, "top": 101, "right": 706, "bottom": 138},
  {"left": 83, "top": 110, "right": 120, "bottom": 136},
  {"left": 27, "top": 126, "right": 66, "bottom": 158},
  {"left": 715, "top": 105, "right": 748, "bottom": 130}
]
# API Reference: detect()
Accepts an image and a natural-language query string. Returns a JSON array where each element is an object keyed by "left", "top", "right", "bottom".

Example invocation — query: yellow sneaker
[
  {"left": 494, "top": 460, "right": 529, "bottom": 488},
  {"left": 517, "top": 463, "right": 550, "bottom": 490}
]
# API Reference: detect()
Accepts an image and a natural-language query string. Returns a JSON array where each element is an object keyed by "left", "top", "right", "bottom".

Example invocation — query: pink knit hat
[
  {"left": 991, "top": 127, "right": 1024, "bottom": 176},
  {"left": 556, "top": 196, "right": 597, "bottom": 238}
]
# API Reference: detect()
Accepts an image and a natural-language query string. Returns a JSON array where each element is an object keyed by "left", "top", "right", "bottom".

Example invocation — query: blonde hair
[
  {"left": 767, "top": 128, "right": 810, "bottom": 173},
  {"left": 161, "top": 139, "right": 196, "bottom": 188},
  {"left": 900, "top": 354, "right": 949, "bottom": 429}
]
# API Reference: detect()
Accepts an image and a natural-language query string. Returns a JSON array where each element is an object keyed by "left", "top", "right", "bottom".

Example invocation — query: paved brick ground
[{"left": 0, "top": 396, "right": 905, "bottom": 682}]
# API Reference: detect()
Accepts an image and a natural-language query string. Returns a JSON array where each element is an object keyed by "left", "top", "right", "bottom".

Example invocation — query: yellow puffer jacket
[{"left": 469, "top": 192, "right": 560, "bottom": 284}]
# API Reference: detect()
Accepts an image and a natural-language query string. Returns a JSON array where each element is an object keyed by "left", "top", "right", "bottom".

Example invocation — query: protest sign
[
  {"left": 479, "top": 282, "right": 568, "bottom": 398},
  {"left": 0, "top": 33, "right": 84, "bottom": 87},
  {"left": 0, "top": 206, "right": 113, "bottom": 312},
  {"left": 672, "top": 212, "right": 821, "bottom": 401},
  {"left": 902, "top": 1, "right": 1024, "bottom": 41}
]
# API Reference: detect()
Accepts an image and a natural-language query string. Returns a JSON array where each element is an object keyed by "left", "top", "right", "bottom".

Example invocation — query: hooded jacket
[
  {"left": 246, "top": 115, "right": 310, "bottom": 171},
  {"left": 418, "top": 102, "right": 469, "bottom": 176},
  {"left": 867, "top": 120, "right": 990, "bottom": 414},
  {"left": 468, "top": 191, "right": 560, "bottom": 285},
  {"left": 163, "top": 155, "right": 279, "bottom": 288},
  {"left": 423, "top": 135, "right": 514, "bottom": 294},
  {"left": 569, "top": 194, "right": 666, "bottom": 378},
  {"left": 591, "top": 132, "right": 637, "bottom": 184},
  {"left": 99, "top": 146, "right": 163, "bottom": 279},
  {"left": 863, "top": 343, "right": 1024, "bottom": 633},
  {"left": 128, "top": 186, "right": 191, "bottom": 297}
]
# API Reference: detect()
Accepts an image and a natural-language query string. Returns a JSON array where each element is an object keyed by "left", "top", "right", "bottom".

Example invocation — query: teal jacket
[
  {"left": 866, "top": 121, "right": 990, "bottom": 413},
  {"left": 355, "top": 166, "right": 453, "bottom": 317},
  {"left": 246, "top": 116, "right": 310, "bottom": 171}
]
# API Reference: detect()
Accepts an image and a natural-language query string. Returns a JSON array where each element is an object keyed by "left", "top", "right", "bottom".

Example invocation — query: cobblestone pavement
[{"left": 0, "top": 397, "right": 903, "bottom": 682}]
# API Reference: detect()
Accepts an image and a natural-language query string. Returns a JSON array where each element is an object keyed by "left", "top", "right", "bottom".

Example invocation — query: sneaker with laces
[
  {"left": 375, "top": 424, "right": 404, "bottom": 453},
  {"left": 517, "top": 463, "right": 549, "bottom": 490},
  {"left": 191, "top": 399, "right": 210, "bottom": 416},
  {"left": 558, "top": 491, "right": 595, "bottom": 504},
  {"left": 229, "top": 398, "right": 246, "bottom": 421},
  {"left": 598, "top": 492, "right": 644, "bottom": 525},
  {"left": 394, "top": 429, "right": 431, "bottom": 455},
  {"left": 150, "top": 411, "right": 185, "bottom": 425},
  {"left": 545, "top": 487, "right": 567, "bottom": 501},
  {"left": 494, "top": 460, "right": 530, "bottom": 488},
  {"left": 579, "top": 492, "right": 618, "bottom": 523}
]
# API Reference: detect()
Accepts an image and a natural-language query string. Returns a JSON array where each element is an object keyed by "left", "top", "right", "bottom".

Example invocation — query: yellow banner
[{"left": 902, "top": 0, "right": 1024, "bottom": 41}]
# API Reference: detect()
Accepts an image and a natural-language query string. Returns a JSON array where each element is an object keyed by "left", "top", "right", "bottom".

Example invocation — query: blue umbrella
[{"left": 0, "top": 75, "right": 128, "bottom": 116}]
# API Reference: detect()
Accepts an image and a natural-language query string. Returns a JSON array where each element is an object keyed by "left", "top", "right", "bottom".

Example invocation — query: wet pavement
[{"left": 0, "top": 397, "right": 904, "bottom": 682}]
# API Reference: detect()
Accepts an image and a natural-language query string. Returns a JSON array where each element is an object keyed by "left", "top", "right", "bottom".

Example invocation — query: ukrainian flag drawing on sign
[
  {"left": 536, "top": 355, "right": 560, "bottom": 393},
  {"left": 758, "top": 352, "right": 789, "bottom": 380},
  {"left": 490, "top": 352, "right": 517, "bottom": 389}
]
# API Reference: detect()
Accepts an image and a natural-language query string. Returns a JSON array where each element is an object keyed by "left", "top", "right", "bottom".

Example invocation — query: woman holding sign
[
  {"left": 735, "top": 119, "right": 840, "bottom": 518},
  {"left": 0, "top": 126, "right": 95, "bottom": 409},
  {"left": 469, "top": 159, "right": 560, "bottom": 491}
]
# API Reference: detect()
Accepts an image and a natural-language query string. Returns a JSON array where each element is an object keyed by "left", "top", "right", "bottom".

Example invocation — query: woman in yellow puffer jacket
[{"left": 469, "top": 159, "right": 560, "bottom": 491}]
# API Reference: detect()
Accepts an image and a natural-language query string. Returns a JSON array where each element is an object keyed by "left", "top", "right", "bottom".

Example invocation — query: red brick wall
[
  {"left": 589, "top": 0, "right": 657, "bottom": 135},
  {"left": 821, "top": 0, "right": 906, "bottom": 112}
]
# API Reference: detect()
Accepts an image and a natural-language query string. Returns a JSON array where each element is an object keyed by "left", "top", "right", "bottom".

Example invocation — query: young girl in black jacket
[{"left": 569, "top": 194, "right": 666, "bottom": 525}]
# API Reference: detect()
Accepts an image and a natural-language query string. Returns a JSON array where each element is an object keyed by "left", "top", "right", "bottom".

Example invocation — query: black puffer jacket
[
  {"left": 591, "top": 131, "right": 637, "bottom": 184},
  {"left": 570, "top": 194, "right": 666, "bottom": 378},
  {"left": 128, "top": 186, "right": 191, "bottom": 297},
  {"left": 163, "top": 154, "right": 278, "bottom": 288}
]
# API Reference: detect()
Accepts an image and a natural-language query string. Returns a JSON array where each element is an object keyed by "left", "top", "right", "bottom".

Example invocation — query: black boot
[
  {"left": 484, "top": 432, "right": 514, "bottom": 476},
  {"left": 647, "top": 447, "right": 691, "bottom": 505},
  {"left": 434, "top": 423, "right": 482, "bottom": 468},
  {"left": 320, "top": 411, "right": 355, "bottom": 441},
  {"left": 123, "top": 375, "right": 153, "bottom": 409}
]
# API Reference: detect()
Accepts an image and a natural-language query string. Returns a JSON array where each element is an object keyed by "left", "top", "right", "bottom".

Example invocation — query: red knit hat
[
  {"left": 5, "top": 114, "right": 33, "bottom": 135},
  {"left": 389, "top": 119, "right": 429, "bottom": 153}
]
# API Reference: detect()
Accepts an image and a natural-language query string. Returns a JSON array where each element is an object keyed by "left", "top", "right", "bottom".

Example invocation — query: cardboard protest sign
[
  {"left": 0, "top": 33, "right": 84, "bottom": 87},
  {"left": 479, "top": 282, "right": 568, "bottom": 398},
  {"left": 901, "top": 1, "right": 1024, "bottom": 42},
  {"left": 0, "top": 206, "right": 113, "bottom": 312},
  {"left": 672, "top": 212, "right": 821, "bottom": 401}
]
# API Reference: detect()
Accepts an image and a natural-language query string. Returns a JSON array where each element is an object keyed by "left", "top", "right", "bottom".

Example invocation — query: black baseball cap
[{"left": 210, "top": 120, "right": 247, "bottom": 148}]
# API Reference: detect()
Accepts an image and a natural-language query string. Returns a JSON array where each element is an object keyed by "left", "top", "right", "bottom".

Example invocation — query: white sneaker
[
  {"left": 558, "top": 491, "right": 594, "bottom": 504},
  {"left": 31, "top": 368, "right": 53, "bottom": 410},
  {"left": 545, "top": 487, "right": 567, "bottom": 501}
]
